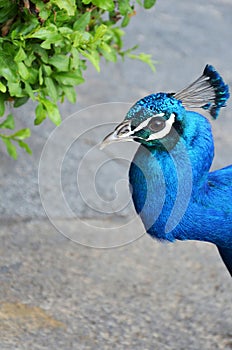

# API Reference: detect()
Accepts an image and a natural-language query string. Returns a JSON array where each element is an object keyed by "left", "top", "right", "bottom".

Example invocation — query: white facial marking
[
  {"left": 107, "top": 112, "right": 175, "bottom": 146},
  {"left": 146, "top": 113, "right": 175, "bottom": 141},
  {"left": 132, "top": 112, "right": 165, "bottom": 133}
]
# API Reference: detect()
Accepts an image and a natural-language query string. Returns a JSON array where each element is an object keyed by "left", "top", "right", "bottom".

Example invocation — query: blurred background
[{"left": 0, "top": 1, "right": 232, "bottom": 349}]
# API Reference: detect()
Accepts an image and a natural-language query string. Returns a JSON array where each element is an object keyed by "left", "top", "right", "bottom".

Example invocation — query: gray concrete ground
[{"left": 0, "top": 0, "right": 232, "bottom": 349}]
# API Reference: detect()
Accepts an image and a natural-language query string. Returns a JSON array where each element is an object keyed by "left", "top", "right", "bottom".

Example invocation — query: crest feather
[{"left": 173, "top": 64, "right": 230, "bottom": 119}]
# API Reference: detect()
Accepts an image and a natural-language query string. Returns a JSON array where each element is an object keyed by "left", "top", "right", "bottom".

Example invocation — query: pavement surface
[{"left": 0, "top": 1, "right": 232, "bottom": 349}]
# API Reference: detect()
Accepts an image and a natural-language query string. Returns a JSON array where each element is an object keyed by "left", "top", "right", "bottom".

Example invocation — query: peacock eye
[{"left": 148, "top": 116, "right": 166, "bottom": 132}]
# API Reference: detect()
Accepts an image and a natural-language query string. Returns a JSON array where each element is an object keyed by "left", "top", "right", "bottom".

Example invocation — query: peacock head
[
  {"left": 126, "top": 93, "right": 187, "bottom": 149},
  {"left": 102, "top": 93, "right": 186, "bottom": 150},
  {"left": 101, "top": 65, "right": 229, "bottom": 150}
]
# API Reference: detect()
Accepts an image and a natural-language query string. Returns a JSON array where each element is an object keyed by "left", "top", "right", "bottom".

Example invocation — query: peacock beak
[{"left": 100, "top": 120, "right": 133, "bottom": 149}]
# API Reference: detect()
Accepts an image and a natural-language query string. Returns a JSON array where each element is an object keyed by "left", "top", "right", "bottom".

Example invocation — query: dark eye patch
[
  {"left": 118, "top": 125, "right": 130, "bottom": 134},
  {"left": 117, "top": 122, "right": 131, "bottom": 136},
  {"left": 148, "top": 116, "right": 166, "bottom": 132}
]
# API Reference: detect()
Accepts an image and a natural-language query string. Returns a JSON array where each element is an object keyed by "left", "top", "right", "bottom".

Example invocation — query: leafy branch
[{"left": 0, "top": 0, "right": 156, "bottom": 158}]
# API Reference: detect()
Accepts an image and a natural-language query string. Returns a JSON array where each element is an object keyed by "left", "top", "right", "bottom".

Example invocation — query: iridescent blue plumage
[
  {"left": 101, "top": 65, "right": 232, "bottom": 276},
  {"left": 129, "top": 112, "right": 232, "bottom": 247}
]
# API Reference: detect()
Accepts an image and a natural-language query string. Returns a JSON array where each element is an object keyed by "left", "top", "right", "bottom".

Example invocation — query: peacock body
[{"left": 101, "top": 65, "right": 232, "bottom": 276}]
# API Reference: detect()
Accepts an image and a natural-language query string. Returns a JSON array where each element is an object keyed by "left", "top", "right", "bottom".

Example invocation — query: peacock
[{"left": 101, "top": 65, "right": 232, "bottom": 277}]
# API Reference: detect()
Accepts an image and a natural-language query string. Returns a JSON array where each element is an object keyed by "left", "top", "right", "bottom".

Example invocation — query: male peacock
[{"left": 101, "top": 65, "right": 232, "bottom": 276}]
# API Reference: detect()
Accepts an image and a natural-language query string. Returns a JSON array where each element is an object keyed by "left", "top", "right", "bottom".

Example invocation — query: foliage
[{"left": 0, "top": 0, "right": 156, "bottom": 158}]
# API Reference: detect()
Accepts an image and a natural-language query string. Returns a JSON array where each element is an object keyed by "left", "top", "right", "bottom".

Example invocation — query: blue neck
[{"left": 129, "top": 112, "right": 214, "bottom": 241}]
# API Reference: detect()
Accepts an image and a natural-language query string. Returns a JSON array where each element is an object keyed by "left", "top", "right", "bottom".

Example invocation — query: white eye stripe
[
  {"left": 116, "top": 112, "right": 175, "bottom": 143},
  {"left": 132, "top": 112, "right": 165, "bottom": 133},
  {"left": 146, "top": 113, "right": 175, "bottom": 140}
]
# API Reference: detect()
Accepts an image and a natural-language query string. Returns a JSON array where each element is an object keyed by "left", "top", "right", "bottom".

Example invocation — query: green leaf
[
  {"left": 94, "top": 24, "right": 108, "bottom": 42},
  {"left": 14, "top": 96, "right": 30, "bottom": 108},
  {"left": 33, "top": 45, "right": 48, "bottom": 64},
  {"left": 0, "top": 81, "right": 6, "bottom": 93},
  {"left": 27, "top": 68, "right": 38, "bottom": 84},
  {"left": 18, "top": 140, "right": 32, "bottom": 155},
  {"left": 40, "top": 98, "right": 61, "bottom": 125},
  {"left": 0, "top": 52, "right": 22, "bottom": 96},
  {"left": 53, "top": 71, "right": 85, "bottom": 85},
  {"left": 100, "top": 42, "right": 117, "bottom": 62},
  {"left": 24, "top": 82, "right": 35, "bottom": 100},
  {"left": 108, "top": 27, "right": 124, "bottom": 50},
  {"left": 30, "top": 26, "right": 57, "bottom": 39},
  {"left": 121, "top": 14, "right": 130, "bottom": 28},
  {"left": 35, "top": 103, "right": 47, "bottom": 125},
  {"left": 72, "top": 31, "right": 91, "bottom": 47},
  {"left": 127, "top": 52, "right": 156, "bottom": 72},
  {"left": 24, "top": 51, "right": 36, "bottom": 67},
  {"left": 2, "top": 138, "right": 17, "bottom": 159},
  {"left": 81, "top": 0, "right": 91, "bottom": 4},
  {"left": 10, "top": 17, "right": 38, "bottom": 37},
  {"left": 39, "top": 9, "right": 50, "bottom": 21},
  {"left": 39, "top": 66, "right": 43, "bottom": 85},
  {"left": 11, "top": 128, "right": 31, "bottom": 140},
  {"left": 118, "top": 0, "right": 133, "bottom": 15},
  {"left": 73, "top": 12, "right": 91, "bottom": 31},
  {"left": 70, "top": 47, "right": 80, "bottom": 70},
  {"left": 83, "top": 0, "right": 114, "bottom": 11},
  {"left": 0, "top": 53, "right": 18, "bottom": 83},
  {"left": 14, "top": 47, "right": 27, "bottom": 63},
  {"left": 40, "top": 33, "right": 63, "bottom": 49},
  {"left": 17, "top": 62, "right": 30, "bottom": 80},
  {"left": 49, "top": 55, "right": 70, "bottom": 72},
  {"left": 30, "top": 26, "right": 63, "bottom": 49},
  {"left": 43, "top": 65, "right": 52, "bottom": 77},
  {"left": 62, "top": 85, "right": 77, "bottom": 103},
  {"left": 0, "top": 114, "right": 15, "bottom": 130},
  {"left": 80, "top": 50, "right": 100, "bottom": 72},
  {"left": 51, "top": 0, "right": 76, "bottom": 16},
  {"left": 58, "top": 27, "right": 73, "bottom": 35},
  {"left": 44, "top": 77, "right": 58, "bottom": 102},
  {"left": 7, "top": 81, "right": 22, "bottom": 97},
  {"left": 143, "top": 0, "right": 156, "bottom": 9}
]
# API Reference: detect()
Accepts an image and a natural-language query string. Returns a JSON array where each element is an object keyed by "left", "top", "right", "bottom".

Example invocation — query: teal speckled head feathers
[{"left": 123, "top": 93, "right": 185, "bottom": 149}]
